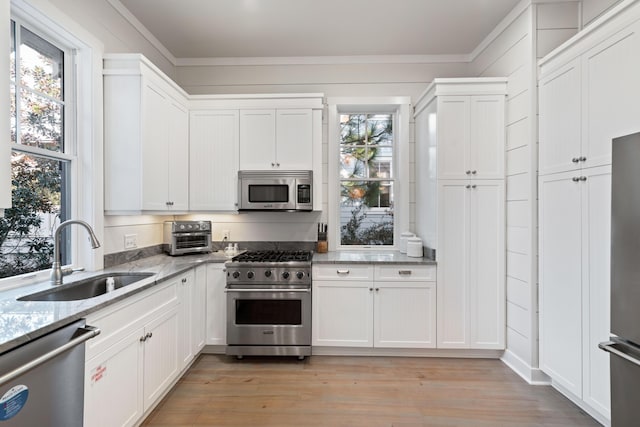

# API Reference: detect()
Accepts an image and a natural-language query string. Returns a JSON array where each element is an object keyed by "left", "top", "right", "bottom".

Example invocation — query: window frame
[
  {"left": 327, "top": 97, "right": 411, "bottom": 251},
  {"left": 0, "top": 0, "right": 104, "bottom": 289}
]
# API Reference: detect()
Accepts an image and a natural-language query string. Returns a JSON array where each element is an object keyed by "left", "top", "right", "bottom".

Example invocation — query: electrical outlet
[
  {"left": 124, "top": 234, "right": 137, "bottom": 249},
  {"left": 222, "top": 230, "right": 230, "bottom": 240}
]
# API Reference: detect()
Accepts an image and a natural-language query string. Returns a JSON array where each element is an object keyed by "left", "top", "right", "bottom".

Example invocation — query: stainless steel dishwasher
[{"left": 0, "top": 319, "right": 100, "bottom": 426}]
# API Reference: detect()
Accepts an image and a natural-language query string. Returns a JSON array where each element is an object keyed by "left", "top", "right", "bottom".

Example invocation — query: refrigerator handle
[{"left": 599, "top": 341, "right": 640, "bottom": 367}]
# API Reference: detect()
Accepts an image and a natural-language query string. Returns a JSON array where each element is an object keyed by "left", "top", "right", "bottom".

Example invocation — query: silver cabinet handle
[
  {"left": 580, "top": 176, "right": 587, "bottom": 181},
  {"left": 465, "top": 170, "right": 471, "bottom": 175},
  {"left": 572, "top": 177, "right": 580, "bottom": 182},
  {"left": 580, "top": 156, "right": 587, "bottom": 162},
  {"left": 471, "top": 184, "right": 477, "bottom": 189},
  {"left": 465, "top": 184, "right": 471, "bottom": 189},
  {"left": 572, "top": 157, "right": 580, "bottom": 163},
  {"left": 271, "top": 162, "right": 275, "bottom": 167},
  {"left": 0, "top": 326, "right": 101, "bottom": 387},
  {"left": 398, "top": 270, "right": 412, "bottom": 275},
  {"left": 140, "top": 335, "right": 146, "bottom": 342},
  {"left": 336, "top": 269, "right": 350, "bottom": 275},
  {"left": 225, "top": 288, "right": 310, "bottom": 293},
  {"left": 276, "top": 163, "right": 280, "bottom": 167},
  {"left": 471, "top": 170, "right": 477, "bottom": 175},
  {"left": 181, "top": 278, "right": 187, "bottom": 283},
  {"left": 375, "top": 287, "right": 380, "bottom": 291},
  {"left": 599, "top": 341, "right": 640, "bottom": 367},
  {"left": 369, "top": 288, "right": 373, "bottom": 291}
]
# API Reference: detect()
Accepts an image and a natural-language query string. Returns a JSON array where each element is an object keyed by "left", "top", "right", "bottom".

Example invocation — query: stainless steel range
[{"left": 225, "top": 250, "right": 312, "bottom": 359}]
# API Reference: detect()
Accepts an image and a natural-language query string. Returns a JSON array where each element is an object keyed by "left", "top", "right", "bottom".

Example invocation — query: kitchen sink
[{"left": 18, "top": 272, "right": 155, "bottom": 302}]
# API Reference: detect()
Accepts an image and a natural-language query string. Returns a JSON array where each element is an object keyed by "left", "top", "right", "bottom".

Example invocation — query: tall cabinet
[
  {"left": 415, "top": 78, "right": 507, "bottom": 350},
  {"left": 538, "top": 3, "right": 640, "bottom": 423}
]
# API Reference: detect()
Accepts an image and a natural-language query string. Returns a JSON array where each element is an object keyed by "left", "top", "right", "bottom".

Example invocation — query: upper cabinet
[
  {"left": 239, "top": 108, "right": 313, "bottom": 170},
  {"left": 104, "top": 54, "right": 190, "bottom": 214}
]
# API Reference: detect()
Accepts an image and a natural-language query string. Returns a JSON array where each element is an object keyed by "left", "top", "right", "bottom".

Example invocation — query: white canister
[
  {"left": 399, "top": 232, "right": 415, "bottom": 253},
  {"left": 406, "top": 236, "right": 423, "bottom": 258}
]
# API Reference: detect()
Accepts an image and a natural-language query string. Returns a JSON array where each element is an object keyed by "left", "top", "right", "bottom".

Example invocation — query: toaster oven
[{"left": 163, "top": 221, "right": 212, "bottom": 256}]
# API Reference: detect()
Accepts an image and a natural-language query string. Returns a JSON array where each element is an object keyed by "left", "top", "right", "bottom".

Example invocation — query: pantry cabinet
[
  {"left": 239, "top": 109, "right": 313, "bottom": 170},
  {"left": 312, "top": 264, "right": 436, "bottom": 348},
  {"left": 414, "top": 78, "right": 506, "bottom": 351},
  {"left": 537, "top": 4, "right": 640, "bottom": 422},
  {"left": 103, "top": 54, "right": 189, "bottom": 214},
  {"left": 84, "top": 278, "right": 180, "bottom": 427},
  {"left": 189, "top": 110, "right": 239, "bottom": 211}
]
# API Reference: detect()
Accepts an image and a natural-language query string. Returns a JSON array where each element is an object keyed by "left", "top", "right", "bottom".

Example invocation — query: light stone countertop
[
  {"left": 312, "top": 250, "right": 436, "bottom": 264},
  {"left": 0, "top": 251, "right": 231, "bottom": 355}
]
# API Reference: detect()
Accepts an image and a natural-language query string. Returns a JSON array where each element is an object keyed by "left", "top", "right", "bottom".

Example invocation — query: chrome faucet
[{"left": 50, "top": 219, "right": 101, "bottom": 285}]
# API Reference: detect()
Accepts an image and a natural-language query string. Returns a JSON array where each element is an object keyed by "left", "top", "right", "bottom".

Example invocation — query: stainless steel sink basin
[{"left": 18, "top": 272, "right": 155, "bottom": 302}]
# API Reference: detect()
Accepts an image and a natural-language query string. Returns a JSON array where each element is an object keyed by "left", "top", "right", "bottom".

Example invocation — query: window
[
  {"left": 328, "top": 97, "right": 411, "bottom": 250},
  {"left": 339, "top": 113, "right": 394, "bottom": 246},
  {"left": 1, "top": 19, "right": 72, "bottom": 279}
]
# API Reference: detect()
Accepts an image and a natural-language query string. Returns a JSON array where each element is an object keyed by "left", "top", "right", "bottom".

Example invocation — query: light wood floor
[{"left": 142, "top": 354, "right": 600, "bottom": 427}]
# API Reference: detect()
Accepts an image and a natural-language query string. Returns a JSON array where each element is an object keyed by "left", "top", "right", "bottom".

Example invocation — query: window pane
[
  {"left": 340, "top": 114, "right": 367, "bottom": 145},
  {"left": 340, "top": 181, "right": 394, "bottom": 246},
  {"left": 10, "top": 21, "right": 16, "bottom": 82},
  {"left": 340, "top": 145, "right": 369, "bottom": 179},
  {"left": 367, "top": 114, "right": 393, "bottom": 145},
  {"left": 19, "top": 87, "right": 63, "bottom": 151},
  {"left": 19, "top": 27, "right": 63, "bottom": 100},
  {"left": 0, "top": 152, "right": 70, "bottom": 279},
  {"left": 10, "top": 84, "right": 16, "bottom": 144}
]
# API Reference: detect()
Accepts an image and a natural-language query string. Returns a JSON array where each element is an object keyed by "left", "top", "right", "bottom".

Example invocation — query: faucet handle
[{"left": 61, "top": 266, "right": 85, "bottom": 276}]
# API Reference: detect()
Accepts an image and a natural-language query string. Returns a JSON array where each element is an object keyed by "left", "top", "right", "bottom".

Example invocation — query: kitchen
[{"left": 0, "top": 0, "right": 638, "bottom": 426}]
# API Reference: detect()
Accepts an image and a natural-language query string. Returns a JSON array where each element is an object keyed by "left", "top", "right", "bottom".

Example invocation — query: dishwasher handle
[
  {"left": 599, "top": 340, "right": 640, "bottom": 368},
  {"left": 0, "top": 325, "right": 101, "bottom": 387}
]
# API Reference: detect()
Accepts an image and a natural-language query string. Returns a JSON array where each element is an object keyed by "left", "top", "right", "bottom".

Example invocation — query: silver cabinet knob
[
  {"left": 466, "top": 170, "right": 471, "bottom": 175},
  {"left": 580, "top": 156, "right": 587, "bottom": 162},
  {"left": 471, "top": 184, "right": 477, "bottom": 189},
  {"left": 465, "top": 184, "right": 471, "bottom": 189},
  {"left": 580, "top": 176, "right": 587, "bottom": 181},
  {"left": 572, "top": 157, "right": 580, "bottom": 163},
  {"left": 271, "top": 162, "right": 275, "bottom": 167},
  {"left": 572, "top": 177, "right": 580, "bottom": 182},
  {"left": 472, "top": 170, "right": 477, "bottom": 175}
]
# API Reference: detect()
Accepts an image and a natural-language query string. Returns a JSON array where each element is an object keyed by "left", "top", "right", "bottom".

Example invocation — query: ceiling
[{"left": 115, "top": 0, "right": 522, "bottom": 61}]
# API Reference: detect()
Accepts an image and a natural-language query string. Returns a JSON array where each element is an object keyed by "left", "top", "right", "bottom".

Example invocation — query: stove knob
[
  {"left": 296, "top": 271, "right": 304, "bottom": 280},
  {"left": 232, "top": 271, "right": 240, "bottom": 279},
  {"left": 282, "top": 271, "right": 290, "bottom": 280},
  {"left": 247, "top": 271, "right": 255, "bottom": 279},
  {"left": 265, "top": 270, "right": 272, "bottom": 278}
]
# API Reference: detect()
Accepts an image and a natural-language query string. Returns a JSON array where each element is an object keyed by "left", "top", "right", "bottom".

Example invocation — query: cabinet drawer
[
  {"left": 312, "top": 264, "right": 374, "bottom": 281},
  {"left": 374, "top": 265, "right": 436, "bottom": 282},
  {"left": 85, "top": 280, "right": 178, "bottom": 361}
]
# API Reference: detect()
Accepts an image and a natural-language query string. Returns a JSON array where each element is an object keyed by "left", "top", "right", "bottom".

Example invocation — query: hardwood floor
[{"left": 142, "top": 355, "right": 600, "bottom": 427}]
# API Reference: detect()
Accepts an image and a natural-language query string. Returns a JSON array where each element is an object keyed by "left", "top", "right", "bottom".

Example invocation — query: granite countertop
[
  {"left": 312, "top": 250, "right": 436, "bottom": 265},
  {"left": 0, "top": 251, "right": 231, "bottom": 355}
]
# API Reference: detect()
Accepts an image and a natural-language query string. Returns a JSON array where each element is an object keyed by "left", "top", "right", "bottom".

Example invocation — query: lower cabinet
[
  {"left": 83, "top": 274, "right": 185, "bottom": 427},
  {"left": 205, "top": 263, "right": 227, "bottom": 346},
  {"left": 178, "top": 267, "right": 206, "bottom": 369},
  {"left": 312, "top": 264, "right": 436, "bottom": 348}
]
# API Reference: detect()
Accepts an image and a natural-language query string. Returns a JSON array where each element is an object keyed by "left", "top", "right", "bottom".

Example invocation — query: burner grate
[{"left": 232, "top": 250, "right": 312, "bottom": 263}]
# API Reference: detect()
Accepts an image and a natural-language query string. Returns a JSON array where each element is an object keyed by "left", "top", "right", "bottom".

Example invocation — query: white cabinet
[
  {"left": 84, "top": 279, "right": 180, "bottom": 427},
  {"left": 103, "top": 54, "right": 190, "bottom": 214},
  {"left": 205, "top": 263, "right": 227, "bottom": 346},
  {"left": 239, "top": 109, "right": 313, "bottom": 170},
  {"left": 436, "top": 95, "right": 505, "bottom": 180},
  {"left": 537, "top": 7, "right": 640, "bottom": 421},
  {"left": 189, "top": 110, "right": 239, "bottom": 211},
  {"left": 539, "top": 167, "right": 611, "bottom": 416},
  {"left": 178, "top": 268, "right": 205, "bottom": 369},
  {"left": 436, "top": 180, "right": 505, "bottom": 349},
  {"left": 312, "top": 264, "right": 436, "bottom": 348},
  {"left": 414, "top": 78, "right": 506, "bottom": 351}
]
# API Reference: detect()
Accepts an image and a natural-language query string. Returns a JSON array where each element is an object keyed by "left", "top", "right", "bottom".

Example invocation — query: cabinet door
[
  {"left": 275, "top": 109, "right": 313, "bottom": 169},
  {"left": 190, "top": 110, "right": 239, "bottom": 210},
  {"left": 141, "top": 80, "right": 170, "bottom": 210},
  {"left": 374, "top": 282, "right": 436, "bottom": 348},
  {"left": 584, "top": 21, "right": 640, "bottom": 170},
  {"left": 177, "top": 271, "right": 195, "bottom": 369},
  {"left": 437, "top": 96, "right": 470, "bottom": 179},
  {"left": 143, "top": 305, "right": 179, "bottom": 411},
  {"left": 469, "top": 181, "right": 505, "bottom": 349},
  {"left": 192, "top": 265, "right": 207, "bottom": 354},
  {"left": 206, "top": 264, "right": 227, "bottom": 346},
  {"left": 312, "top": 281, "right": 373, "bottom": 347},
  {"left": 84, "top": 329, "right": 144, "bottom": 427},
  {"left": 539, "top": 59, "right": 582, "bottom": 175},
  {"left": 437, "top": 181, "right": 470, "bottom": 348},
  {"left": 167, "top": 99, "right": 189, "bottom": 211},
  {"left": 582, "top": 166, "right": 611, "bottom": 417},
  {"left": 240, "top": 109, "right": 276, "bottom": 170},
  {"left": 539, "top": 171, "right": 583, "bottom": 397},
  {"left": 470, "top": 96, "right": 504, "bottom": 179}
]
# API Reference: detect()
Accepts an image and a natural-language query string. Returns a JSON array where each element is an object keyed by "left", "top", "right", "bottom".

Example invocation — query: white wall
[
  {"left": 583, "top": 0, "right": 623, "bottom": 25},
  {"left": 468, "top": 1, "right": 579, "bottom": 383}
]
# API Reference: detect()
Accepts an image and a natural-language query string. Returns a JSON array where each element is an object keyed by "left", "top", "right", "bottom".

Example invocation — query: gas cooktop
[{"left": 230, "top": 250, "right": 312, "bottom": 263}]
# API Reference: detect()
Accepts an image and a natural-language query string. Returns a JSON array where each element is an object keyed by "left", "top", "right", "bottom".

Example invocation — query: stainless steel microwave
[{"left": 238, "top": 170, "right": 313, "bottom": 211}]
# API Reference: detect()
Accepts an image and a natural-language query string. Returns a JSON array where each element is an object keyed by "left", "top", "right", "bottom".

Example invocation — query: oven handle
[{"left": 225, "top": 288, "right": 310, "bottom": 293}]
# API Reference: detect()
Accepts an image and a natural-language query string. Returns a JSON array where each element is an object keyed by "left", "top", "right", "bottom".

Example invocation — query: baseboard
[
  {"left": 501, "top": 349, "right": 551, "bottom": 385},
  {"left": 311, "top": 346, "right": 504, "bottom": 358},
  {"left": 552, "top": 381, "right": 610, "bottom": 427}
]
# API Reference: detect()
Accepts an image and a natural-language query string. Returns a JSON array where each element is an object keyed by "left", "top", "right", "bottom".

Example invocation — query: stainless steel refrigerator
[{"left": 600, "top": 131, "right": 640, "bottom": 426}]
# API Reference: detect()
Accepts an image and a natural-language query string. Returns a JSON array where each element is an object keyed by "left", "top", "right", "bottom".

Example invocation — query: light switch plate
[{"left": 124, "top": 234, "right": 137, "bottom": 249}]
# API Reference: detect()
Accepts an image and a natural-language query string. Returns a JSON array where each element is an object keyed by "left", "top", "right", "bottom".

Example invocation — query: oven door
[{"left": 226, "top": 287, "right": 311, "bottom": 346}]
